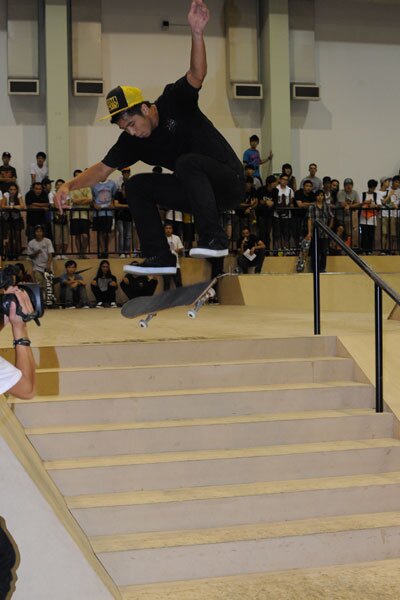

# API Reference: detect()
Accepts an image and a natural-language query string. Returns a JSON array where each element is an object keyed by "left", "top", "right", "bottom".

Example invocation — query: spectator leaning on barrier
[
  {"left": 0, "top": 152, "right": 17, "bottom": 195},
  {"left": 69, "top": 170, "right": 93, "bottom": 259}
]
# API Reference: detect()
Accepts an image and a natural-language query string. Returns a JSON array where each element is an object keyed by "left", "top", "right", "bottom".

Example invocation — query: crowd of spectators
[{"left": 2, "top": 144, "right": 400, "bottom": 274}]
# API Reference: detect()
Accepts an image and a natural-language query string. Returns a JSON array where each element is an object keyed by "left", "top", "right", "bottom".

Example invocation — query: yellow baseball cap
[{"left": 100, "top": 85, "right": 144, "bottom": 121}]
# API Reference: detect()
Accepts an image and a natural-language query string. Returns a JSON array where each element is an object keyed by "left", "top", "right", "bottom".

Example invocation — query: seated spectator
[
  {"left": 91, "top": 260, "right": 118, "bottom": 308},
  {"left": 293, "top": 180, "right": 315, "bottom": 249},
  {"left": 114, "top": 171, "right": 132, "bottom": 258},
  {"left": 273, "top": 173, "right": 294, "bottom": 252},
  {"left": 281, "top": 163, "right": 297, "bottom": 192},
  {"left": 92, "top": 179, "right": 117, "bottom": 258},
  {"left": 69, "top": 170, "right": 92, "bottom": 258},
  {"left": 360, "top": 179, "right": 378, "bottom": 255},
  {"left": 336, "top": 178, "right": 360, "bottom": 241},
  {"left": 26, "top": 225, "right": 54, "bottom": 295},
  {"left": 0, "top": 152, "right": 17, "bottom": 194},
  {"left": 300, "top": 163, "right": 322, "bottom": 193},
  {"left": 120, "top": 272, "right": 157, "bottom": 300},
  {"left": 13, "top": 262, "right": 33, "bottom": 284},
  {"left": 30, "top": 151, "right": 48, "bottom": 184},
  {"left": 25, "top": 181, "right": 50, "bottom": 241},
  {"left": 306, "top": 190, "right": 334, "bottom": 272},
  {"left": 49, "top": 178, "right": 69, "bottom": 259},
  {"left": 59, "top": 259, "right": 89, "bottom": 309},
  {"left": 163, "top": 223, "right": 184, "bottom": 290},
  {"left": 255, "top": 175, "right": 277, "bottom": 252},
  {"left": 236, "top": 226, "right": 266, "bottom": 274},
  {"left": 1, "top": 183, "right": 25, "bottom": 259}
]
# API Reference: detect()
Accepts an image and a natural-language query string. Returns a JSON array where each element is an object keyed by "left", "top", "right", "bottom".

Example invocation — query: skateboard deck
[
  {"left": 121, "top": 275, "right": 225, "bottom": 327},
  {"left": 296, "top": 238, "right": 311, "bottom": 273}
]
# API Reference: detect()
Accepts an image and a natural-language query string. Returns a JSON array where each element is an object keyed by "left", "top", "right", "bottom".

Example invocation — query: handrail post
[
  {"left": 375, "top": 283, "right": 383, "bottom": 412},
  {"left": 313, "top": 223, "right": 321, "bottom": 335}
]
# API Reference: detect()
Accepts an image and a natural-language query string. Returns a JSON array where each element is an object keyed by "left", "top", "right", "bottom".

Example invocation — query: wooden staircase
[{"left": 7, "top": 336, "right": 400, "bottom": 598}]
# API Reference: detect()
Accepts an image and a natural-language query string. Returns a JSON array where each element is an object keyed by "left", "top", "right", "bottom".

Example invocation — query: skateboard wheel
[
  {"left": 187, "top": 309, "right": 197, "bottom": 319},
  {"left": 139, "top": 320, "right": 148, "bottom": 328}
]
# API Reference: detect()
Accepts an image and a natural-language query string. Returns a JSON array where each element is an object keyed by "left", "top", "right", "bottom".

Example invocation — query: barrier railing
[{"left": 312, "top": 219, "right": 400, "bottom": 413}]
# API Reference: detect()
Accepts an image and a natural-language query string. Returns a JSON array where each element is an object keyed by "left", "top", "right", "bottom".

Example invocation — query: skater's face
[{"left": 117, "top": 106, "right": 154, "bottom": 138}]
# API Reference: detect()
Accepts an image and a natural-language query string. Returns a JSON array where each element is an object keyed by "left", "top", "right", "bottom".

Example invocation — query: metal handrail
[{"left": 313, "top": 219, "right": 400, "bottom": 413}]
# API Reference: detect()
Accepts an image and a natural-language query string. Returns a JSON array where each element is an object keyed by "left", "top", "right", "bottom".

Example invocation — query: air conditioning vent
[
  {"left": 232, "top": 83, "right": 263, "bottom": 100},
  {"left": 73, "top": 80, "right": 104, "bottom": 96},
  {"left": 291, "top": 83, "right": 320, "bottom": 101},
  {"left": 8, "top": 79, "right": 39, "bottom": 95}
]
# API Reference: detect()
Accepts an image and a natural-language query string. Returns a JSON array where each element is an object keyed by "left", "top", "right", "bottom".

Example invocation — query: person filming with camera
[{"left": 0, "top": 274, "right": 36, "bottom": 598}]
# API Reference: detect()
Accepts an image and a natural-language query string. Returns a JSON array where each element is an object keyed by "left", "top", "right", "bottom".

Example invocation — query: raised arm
[{"left": 186, "top": 0, "right": 210, "bottom": 89}]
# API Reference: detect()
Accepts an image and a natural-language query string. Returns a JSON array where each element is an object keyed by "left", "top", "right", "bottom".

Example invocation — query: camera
[{"left": 0, "top": 265, "right": 43, "bottom": 326}]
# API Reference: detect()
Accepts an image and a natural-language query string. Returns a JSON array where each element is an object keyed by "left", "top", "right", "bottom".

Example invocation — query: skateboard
[
  {"left": 296, "top": 238, "right": 311, "bottom": 273},
  {"left": 121, "top": 275, "right": 228, "bottom": 328}
]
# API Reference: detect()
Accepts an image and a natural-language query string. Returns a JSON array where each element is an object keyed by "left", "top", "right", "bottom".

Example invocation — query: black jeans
[
  {"left": 237, "top": 250, "right": 266, "bottom": 274},
  {"left": 0, "top": 525, "right": 16, "bottom": 599},
  {"left": 310, "top": 238, "right": 329, "bottom": 272},
  {"left": 125, "top": 154, "right": 245, "bottom": 257},
  {"left": 91, "top": 284, "right": 116, "bottom": 304},
  {"left": 163, "top": 270, "right": 183, "bottom": 290}
]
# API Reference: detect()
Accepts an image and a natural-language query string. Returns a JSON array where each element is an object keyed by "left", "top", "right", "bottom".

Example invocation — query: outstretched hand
[{"left": 188, "top": 0, "right": 210, "bottom": 35}]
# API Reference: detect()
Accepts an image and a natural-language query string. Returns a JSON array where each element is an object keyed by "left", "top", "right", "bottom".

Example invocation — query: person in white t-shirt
[
  {"left": 30, "top": 152, "right": 48, "bottom": 184},
  {"left": 163, "top": 223, "right": 184, "bottom": 290},
  {"left": 376, "top": 176, "right": 396, "bottom": 254},
  {"left": 0, "top": 280, "right": 36, "bottom": 597},
  {"left": 273, "top": 173, "right": 294, "bottom": 252}
]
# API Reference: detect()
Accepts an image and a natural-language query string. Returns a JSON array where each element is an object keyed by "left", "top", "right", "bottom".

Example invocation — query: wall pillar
[
  {"left": 45, "top": 0, "right": 69, "bottom": 180},
  {"left": 259, "top": 0, "right": 291, "bottom": 172}
]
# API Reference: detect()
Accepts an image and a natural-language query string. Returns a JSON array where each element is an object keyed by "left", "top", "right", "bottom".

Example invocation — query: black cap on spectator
[
  {"left": 322, "top": 176, "right": 331, "bottom": 184},
  {"left": 42, "top": 177, "right": 54, "bottom": 185},
  {"left": 344, "top": 178, "right": 353, "bottom": 185},
  {"left": 2, "top": 152, "right": 11, "bottom": 158}
]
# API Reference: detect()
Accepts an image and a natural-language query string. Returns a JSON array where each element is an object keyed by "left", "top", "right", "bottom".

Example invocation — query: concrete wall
[
  {"left": 0, "top": 432, "right": 113, "bottom": 599},
  {"left": 1, "top": 0, "right": 400, "bottom": 191}
]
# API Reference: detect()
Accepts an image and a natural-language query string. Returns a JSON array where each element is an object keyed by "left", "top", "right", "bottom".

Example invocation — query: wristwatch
[{"left": 13, "top": 338, "right": 31, "bottom": 347}]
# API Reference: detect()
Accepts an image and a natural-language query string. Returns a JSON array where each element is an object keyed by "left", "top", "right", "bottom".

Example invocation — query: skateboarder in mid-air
[{"left": 55, "top": 0, "right": 245, "bottom": 275}]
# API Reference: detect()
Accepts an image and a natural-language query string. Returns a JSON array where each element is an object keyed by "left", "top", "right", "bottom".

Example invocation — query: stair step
[
  {"left": 12, "top": 381, "right": 374, "bottom": 427},
  {"left": 93, "top": 511, "right": 400, "bottom": 585},
  {"left": 68, "top": 471, "right": 400, "bottom": 510},
  {"left": 27, "top": 410, "right": 393, "bottom": 460},
  {"left": 28, "top": 336, "right": 340, "bottom": 368},
  {"left": 34, "top": 356, "right": 359, "bottom": 395},
  {"left": 47, "top": 438, "right": 400, "bottom": 496},
  {"left": 119, "top": 558, "right": 400, "bottom": 600}
]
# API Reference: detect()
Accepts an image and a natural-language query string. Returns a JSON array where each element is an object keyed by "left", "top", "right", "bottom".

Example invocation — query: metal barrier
[{"left": 312, "top": 219, "right": 400, "bottom": 413}]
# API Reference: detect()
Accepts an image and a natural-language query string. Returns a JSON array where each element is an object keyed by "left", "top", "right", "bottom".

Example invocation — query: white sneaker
[
  {"left": 61, "top": 255, "right": 68, "bottom": 260},
  {"left": 81, "top": 305, "right": 90, "bottom": 309},
  {"left": 55, "top": 255, "right": 61, "bottom": 260},
  {"left": 65, "top": 305, "right": 76, "bottom": 309},
  {"left": 110, "top": 302, "right": 118, "bottom": 308},
  {"left": 119, "top": 254, "right": 126, "bottom": 258},
  {"left": 96, "top": 302, "right": 104, "bottom": 309}
]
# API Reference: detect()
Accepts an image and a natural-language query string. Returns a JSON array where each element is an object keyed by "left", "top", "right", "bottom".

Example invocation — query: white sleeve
[
  {"left": 30, "top": 163, "right": 36, "bottom": 176},
  {"left": 174, "top": 235, "right": 184, "bottom": 250},
  {"left": 47, "top": 239, "right": 55, "bottom": 254},
  {"left": 0, "top": 356, "right": 22, "bottom": 394}
]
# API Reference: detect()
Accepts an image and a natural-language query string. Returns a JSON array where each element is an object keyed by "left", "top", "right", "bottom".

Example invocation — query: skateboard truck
[
  {"left": 139, "top": 312, "right": 157, "bottom": 328},
  {"left": 187, "top": 288, "right": 216, "bottom": 319}
]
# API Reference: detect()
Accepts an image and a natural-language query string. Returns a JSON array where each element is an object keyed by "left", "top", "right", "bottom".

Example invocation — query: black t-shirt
[
  {"left": 102, "top": 76, "right": 243, "bottom": 176},
  {"left": 294, "top": 189, "right": 315, "bottom": 218},
  {"left": 237, "top": 233, "right": 259, "bottom": 253},
  {"left": 256, "top": 186, "right": 278, "bottom": 216},
  {"left": 114, "top": 190, "right": 132, "bottom": 222},
  {"left": 0, "top": 165, "right": 17, "bottom": 193},
  {"left": 25, "top": 190, "right": 49, "bottom": 226}
]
